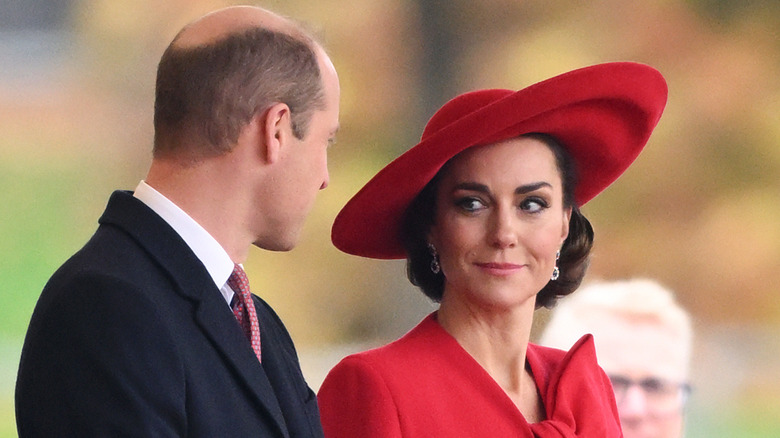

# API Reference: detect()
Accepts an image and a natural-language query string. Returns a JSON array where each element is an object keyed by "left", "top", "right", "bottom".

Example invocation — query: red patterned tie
[{"left": 228, "top": 264, "right": 262, "bottom": 362}]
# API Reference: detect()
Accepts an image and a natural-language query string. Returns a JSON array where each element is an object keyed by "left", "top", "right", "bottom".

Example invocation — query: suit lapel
[
  {"left": 253, "top": 298, "right": 323, "bottom": 438},
  {"left": 192, "top": 292, "right": 290, "bottom": 436},
  {"left": 99, "top": 191, "right": 290, "bottom": 437}
]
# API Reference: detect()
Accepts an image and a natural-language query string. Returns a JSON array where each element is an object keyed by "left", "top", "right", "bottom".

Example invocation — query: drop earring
[
  {"left": 428, "top": 243, "right": 441, "bottom": 274},
  {"left": 551, "top": 250, "right": 560, "bottom": 281}
]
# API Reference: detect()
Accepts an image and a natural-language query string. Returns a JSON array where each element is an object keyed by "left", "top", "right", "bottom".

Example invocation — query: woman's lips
[{"left": 475, "top": 262, "right": 524, "bottom": 276}]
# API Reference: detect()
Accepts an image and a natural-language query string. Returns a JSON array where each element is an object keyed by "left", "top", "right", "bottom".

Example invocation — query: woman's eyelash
[
  {"left": 455, "top": 197, "right": 485, "bottom": 211},
  {"left": 521, "top": 196, "right": 549, "bottom": 212}
]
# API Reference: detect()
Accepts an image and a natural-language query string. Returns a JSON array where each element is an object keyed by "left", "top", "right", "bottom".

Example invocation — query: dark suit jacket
[{"left": 16, "top": 190, "right": 325, "bottom": 437}]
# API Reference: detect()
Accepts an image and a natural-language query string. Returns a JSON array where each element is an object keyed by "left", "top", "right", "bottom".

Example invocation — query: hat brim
[{"left": 332, "top": 62, "right": 668, "bottom": 259}]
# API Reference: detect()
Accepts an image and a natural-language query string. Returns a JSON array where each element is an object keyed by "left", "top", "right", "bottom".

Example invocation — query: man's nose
[{"left": 619, "top": 384, "right": 650, "bottom": 417}]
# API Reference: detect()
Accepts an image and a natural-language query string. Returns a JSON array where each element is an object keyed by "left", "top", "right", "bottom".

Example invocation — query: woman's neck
[{"left": 437, "top": 293, "right": 545, "bottom": 422}]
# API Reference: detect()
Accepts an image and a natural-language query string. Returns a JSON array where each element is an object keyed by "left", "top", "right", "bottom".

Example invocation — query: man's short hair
[{"left": 153, "top": 27, "right": 325, "bottom": 158}]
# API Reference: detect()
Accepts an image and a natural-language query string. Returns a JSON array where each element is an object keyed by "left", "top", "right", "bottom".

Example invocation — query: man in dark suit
[{"left": 16, "top": 5, "right": 339, "bottom": 437}]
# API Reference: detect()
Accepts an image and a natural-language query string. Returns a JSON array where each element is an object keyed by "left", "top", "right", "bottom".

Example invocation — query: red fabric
[
  {"left": 228, "top": 264, "right": 262, "bottom": 363},
  {"left": 318, "top": 314, "right": 621, "bottom": 437},
  {"left": 330, "top": 62, "right": 667, "bottom": 259}
]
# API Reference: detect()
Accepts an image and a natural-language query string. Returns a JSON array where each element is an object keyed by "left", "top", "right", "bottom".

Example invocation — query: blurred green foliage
[{"left": 0, "top": 164, "right": 90, "bottom": 337}]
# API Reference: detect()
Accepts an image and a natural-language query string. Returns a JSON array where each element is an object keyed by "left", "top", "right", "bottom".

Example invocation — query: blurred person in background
[
  {"left": 317, "top": 62, "right": 667, "bottom": 437},
  {"left": 540, "top": 278, "right": 693, "bottom": 438},
  {"left": 16, "top": 5, "right": 339, "bottom": 437}
]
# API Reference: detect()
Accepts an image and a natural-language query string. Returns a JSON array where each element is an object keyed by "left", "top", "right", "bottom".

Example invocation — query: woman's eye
[
  {"left": 520, "top": 197, "right": 548, "bottom": 213},
  {"left": 456, "top": 197, "right": 485, "bottom": 212}
]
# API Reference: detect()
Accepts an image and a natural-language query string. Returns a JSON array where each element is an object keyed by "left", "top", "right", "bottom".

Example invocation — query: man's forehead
[{"left": 596, "top": 323, "right": 689, "bottom": 379}]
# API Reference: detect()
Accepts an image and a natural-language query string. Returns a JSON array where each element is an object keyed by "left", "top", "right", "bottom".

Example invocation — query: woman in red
[{"left": 318, "top": 62, "right": 668, "bottom": 437}]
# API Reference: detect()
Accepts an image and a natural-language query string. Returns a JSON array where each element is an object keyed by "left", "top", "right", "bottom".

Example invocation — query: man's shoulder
[{"left": 41, "top": 190, "right": 183, "bottom": 301}]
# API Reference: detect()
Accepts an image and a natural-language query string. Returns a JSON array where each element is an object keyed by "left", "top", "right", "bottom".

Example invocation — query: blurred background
[{"left": 1, "top": 0, "right": 778, "bottom": 436}]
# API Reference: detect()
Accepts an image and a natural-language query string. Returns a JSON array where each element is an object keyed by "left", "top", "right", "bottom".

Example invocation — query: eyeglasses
[{"left": 608, "top": 374, "right": 691, "bottom": 412}]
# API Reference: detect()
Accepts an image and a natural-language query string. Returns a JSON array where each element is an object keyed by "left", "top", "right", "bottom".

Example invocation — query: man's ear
[{"left": 261, "top": 102, "right": 293, "bottom": 164}]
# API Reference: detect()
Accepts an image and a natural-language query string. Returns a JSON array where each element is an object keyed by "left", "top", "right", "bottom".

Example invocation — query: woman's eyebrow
[
  {"left": 451, "top": 181, "right": 552, "bottom": 194},
  {"left": 452, "top": 182, "right": 489, "bottom": 193},
  {"left": 515, "top": 182, "right": 552, "bottom": 194}
]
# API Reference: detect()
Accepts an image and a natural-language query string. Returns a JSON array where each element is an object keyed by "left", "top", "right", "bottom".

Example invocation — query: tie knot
[{"left": 228, "top": 264, "right": 250, "bottom": 295}]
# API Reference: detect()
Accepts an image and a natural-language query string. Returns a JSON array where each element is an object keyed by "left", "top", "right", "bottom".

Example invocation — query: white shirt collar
[{"left": 133, "top": 180, "right": 235, "bottom": 305}]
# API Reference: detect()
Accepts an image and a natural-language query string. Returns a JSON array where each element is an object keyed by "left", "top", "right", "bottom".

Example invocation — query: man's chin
[{"left": 253, "top": 235, "right": 299, "bottom": 252}]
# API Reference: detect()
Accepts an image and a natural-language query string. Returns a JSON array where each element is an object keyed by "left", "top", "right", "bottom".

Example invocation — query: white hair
[{"left": 539, "top": 278, "right": 693, "bottom": 373}]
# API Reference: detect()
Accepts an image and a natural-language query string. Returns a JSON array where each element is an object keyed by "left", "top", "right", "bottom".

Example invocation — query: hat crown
[{"left": 421, "top": 89, "right": 514, "bottom": 141}]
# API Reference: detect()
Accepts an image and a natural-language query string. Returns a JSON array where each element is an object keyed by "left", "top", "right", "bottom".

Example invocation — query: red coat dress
[{"left": 318, "top": 313, "right": 621, "bottom": 437}]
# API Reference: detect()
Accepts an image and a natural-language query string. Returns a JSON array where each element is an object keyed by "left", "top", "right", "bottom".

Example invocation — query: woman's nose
[{"left": 489, "top": 208, "right": 517, "bottom": 248}]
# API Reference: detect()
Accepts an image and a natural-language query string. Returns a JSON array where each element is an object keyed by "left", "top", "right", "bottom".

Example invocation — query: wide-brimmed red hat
[{"left": 332, "top": 61, "right": 667, "bottom": 259}]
